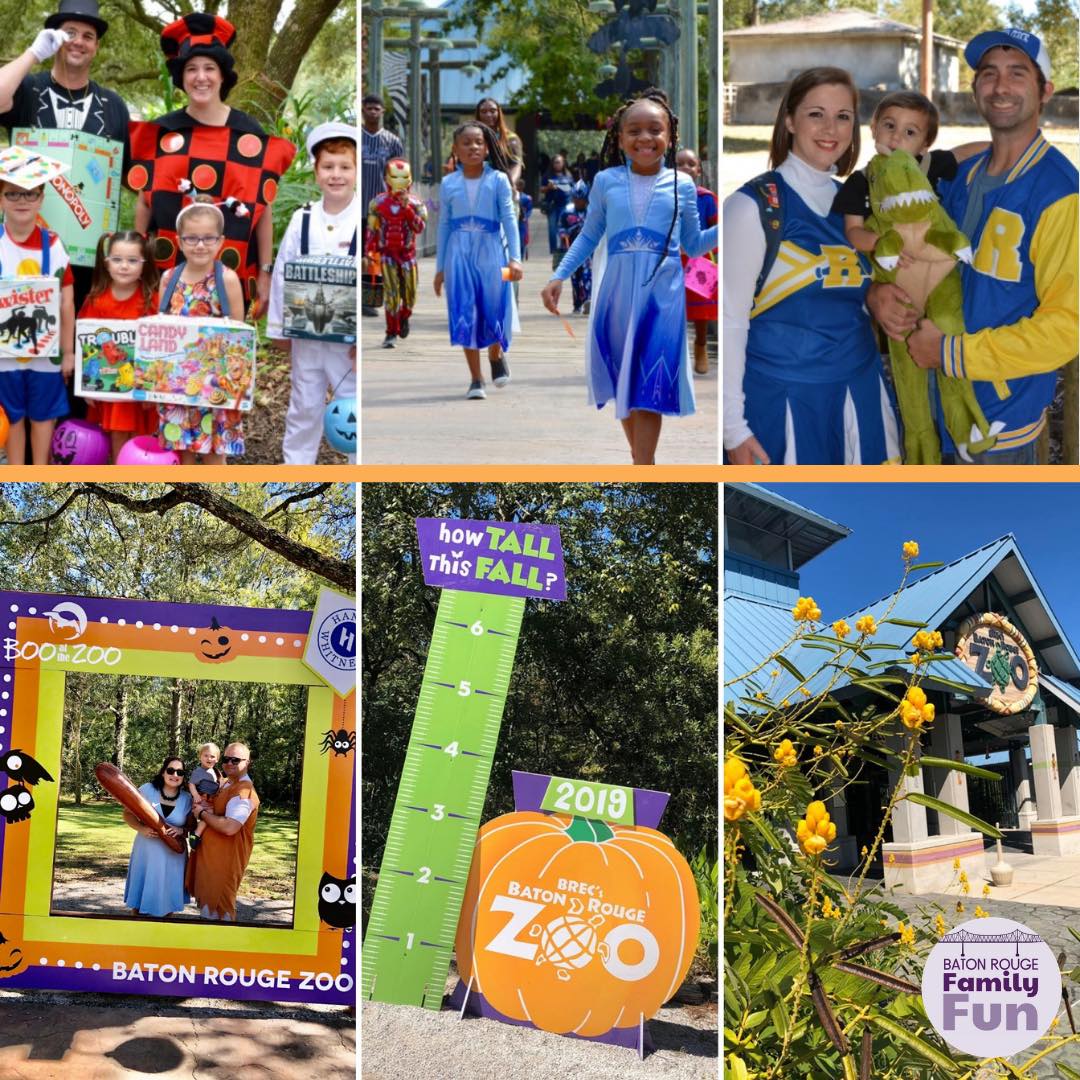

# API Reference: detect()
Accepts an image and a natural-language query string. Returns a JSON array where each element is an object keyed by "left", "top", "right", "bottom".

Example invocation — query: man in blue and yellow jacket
[{"left": 871, "top": 29, "right": 1078, "bottom": 464}]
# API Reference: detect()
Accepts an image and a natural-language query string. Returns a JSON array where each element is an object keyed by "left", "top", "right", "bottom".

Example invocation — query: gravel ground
[{"left": 362, "top": 973, "right": 717, "bottom": 1079}]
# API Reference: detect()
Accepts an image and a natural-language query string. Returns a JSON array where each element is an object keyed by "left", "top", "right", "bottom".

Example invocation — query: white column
[
  {"left": 889, "top": 734, "right": 928, "bottom": 843},
  {"left": 927, "top": 713, "right": 972, "bottom": 836},
  {"left": 1056, "top": 725, "right": 1080, "bottom": 818},
  {"left": 1030, "top": 724, "right": 1063, "bottom": 820}
]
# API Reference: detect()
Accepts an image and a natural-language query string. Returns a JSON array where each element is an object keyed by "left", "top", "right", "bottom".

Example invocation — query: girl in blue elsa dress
[
  {"left": 434, "top": 122, "right": 523, "bottom": 401},
  {"left": 541, "top": 89, "right": 718, "bottom": 464}
]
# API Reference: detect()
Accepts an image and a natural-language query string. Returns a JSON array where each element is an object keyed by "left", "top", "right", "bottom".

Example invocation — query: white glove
[{"left": 30, "top": 28, "right": 70, "bottom": 63}]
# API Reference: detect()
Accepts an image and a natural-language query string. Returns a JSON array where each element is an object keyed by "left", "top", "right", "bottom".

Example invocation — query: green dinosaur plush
[{"left": 865, "top": 150, "right": 997, "bottom": 464}]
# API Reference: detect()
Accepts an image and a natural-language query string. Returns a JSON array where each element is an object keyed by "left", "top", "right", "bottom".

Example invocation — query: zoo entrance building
[{"left": 725, "top": 484, "right": 1080, "bottom": 894}]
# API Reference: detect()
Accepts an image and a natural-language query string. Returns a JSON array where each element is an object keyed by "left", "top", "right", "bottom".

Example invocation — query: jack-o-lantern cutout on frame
[
  {"left": 0, "top": 929, "right": 24, "bottom": 978},
  {"left": 455, "top": 811, "right": 699, "bottom": 1038},
  {"left": 196, "top": 617, "right": 237, "bottom": 664}
]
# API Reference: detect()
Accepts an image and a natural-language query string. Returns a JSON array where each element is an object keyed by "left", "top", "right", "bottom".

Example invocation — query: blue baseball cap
[
  {"left": 572, "top": 180, "right": 589, "bottom": 198},
  {"left": 965, "top": 28, "right": 1051, "bottom": 81}
]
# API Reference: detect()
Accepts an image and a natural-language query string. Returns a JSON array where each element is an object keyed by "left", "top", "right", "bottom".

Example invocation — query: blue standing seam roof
[
  {"left": 724, "top": 592, "right": 988, "bottom": 707},
  {"left": 1039, "top": 672, "right": 1080, "bottom": 716}
]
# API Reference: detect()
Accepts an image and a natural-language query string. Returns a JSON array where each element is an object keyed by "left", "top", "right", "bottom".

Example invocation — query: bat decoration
[
  {"left": 0, "top": 784, "right": 34, "bottom": 824},
  {"left": 318, "top": 872, "right": 356, "bottom": 930},
  {"left": 1, "top": 749, "right": 55, "bottom": 786},
  {"left": 320, "top": 729, "right": 355, "bottom": 757}
]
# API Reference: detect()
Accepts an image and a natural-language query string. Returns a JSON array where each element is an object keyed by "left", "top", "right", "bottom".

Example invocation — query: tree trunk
[
  {"left": 69, "top": 679, "right": 83, "bottom": 806},
  {"left": 169, "top": 678, "right": 185, "bottom": 759},
  {"left": 113, "top": 678, "right": 129, "bottom": 774}
]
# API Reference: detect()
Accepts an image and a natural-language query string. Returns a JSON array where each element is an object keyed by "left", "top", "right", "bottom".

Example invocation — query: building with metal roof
[{"left": 725, "top": 485, "right": 1080, "bottom": 894}]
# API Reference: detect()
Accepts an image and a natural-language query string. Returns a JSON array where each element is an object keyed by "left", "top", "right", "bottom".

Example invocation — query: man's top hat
[
  {"left": 160, "top": 13, "right": 238, "bottom": 97},
  {"left": 44, "top": 0, "right": 108, "bottom": 38}
]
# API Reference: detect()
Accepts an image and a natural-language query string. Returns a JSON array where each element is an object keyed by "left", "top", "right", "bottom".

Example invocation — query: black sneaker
[
  {"left": 466, "top": 380, "right": 486, "bottom": 400},
  {"left": 382, "top": 335, "right": 396, "bottom": 348},
  {"left": 399, "top": 316, "right": 410, "bottom": 339},
  {"left": 491, "top": 357, "right": 511, "bottom": 388},
  {"left": 362, "top": 306, "right": 379, "bottom": 317}
]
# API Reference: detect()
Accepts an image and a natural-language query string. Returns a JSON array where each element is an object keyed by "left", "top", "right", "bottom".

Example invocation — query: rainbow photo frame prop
[{"left": 0, "top": 590, "right": 355, "bottom": 1005}]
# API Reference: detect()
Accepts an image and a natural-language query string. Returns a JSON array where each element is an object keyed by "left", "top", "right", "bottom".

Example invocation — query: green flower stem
[
  {"left": 765, "top": 861, "right": 821, "bottom": 1079},
  {"left": 839, "top": 726, "right": 922, "bottom": 933}
]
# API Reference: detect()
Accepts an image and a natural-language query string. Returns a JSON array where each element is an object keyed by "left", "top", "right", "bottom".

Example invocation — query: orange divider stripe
[
  {"left": 13, "top": 617, "right": 307, "bottom": 660},
  {"left": 0, "top": 666, "right": 40, "bottom": 911}
]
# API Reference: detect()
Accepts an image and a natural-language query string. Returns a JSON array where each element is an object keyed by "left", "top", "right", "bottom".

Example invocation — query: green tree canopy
[{"left": 361, "top": 483, "right": 718, "bottom": 877}]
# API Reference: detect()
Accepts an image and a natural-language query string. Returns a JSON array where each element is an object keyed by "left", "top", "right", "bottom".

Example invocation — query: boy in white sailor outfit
[{"left": 268, "top": 121, "right": 357, "bottom": 463}]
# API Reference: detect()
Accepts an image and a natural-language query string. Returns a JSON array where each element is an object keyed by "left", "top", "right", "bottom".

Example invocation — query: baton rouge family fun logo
[{"left": 922, "top": 917, "right": 1061, "bottom": 1058}]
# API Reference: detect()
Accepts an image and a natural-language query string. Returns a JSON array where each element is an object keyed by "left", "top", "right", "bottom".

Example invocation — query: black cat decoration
[{"left": 318, "top": 872, "right": 356, "bottom": 930}]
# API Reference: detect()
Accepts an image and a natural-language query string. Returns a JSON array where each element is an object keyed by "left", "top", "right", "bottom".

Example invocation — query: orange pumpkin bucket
[{"left": 455, "top": 810, "right": 699, "bottom": 1039}]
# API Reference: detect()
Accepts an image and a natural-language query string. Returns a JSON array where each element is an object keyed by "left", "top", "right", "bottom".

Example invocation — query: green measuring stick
[{"left": 363, "top": 588, "right": 525, "bottom": 1007}]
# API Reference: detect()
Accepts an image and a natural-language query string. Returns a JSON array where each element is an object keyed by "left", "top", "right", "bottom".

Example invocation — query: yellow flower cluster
[
  {"left": 796, "top": 801, "right": 836, "bottom": 856},
  {"left": 896, "top": 921, "right": 916, "bottom": 946},
  {"left": 773, "top": 738, "right": 798, "bottom": 767},
  {"left": 792, "top": 596, "right": 821, "bottom": 622},
  {"left": 974, "top": 906, "right": 989, "bottom": 919},
  {"left": 901, "top": 685, "right": 936, "bottom": 730},
  {"left": 959, "top": 870, "right": 970, "bottom": 896},
  {"left": 832, "top": 619, "right": 851, "bottom": 640},
  {"left": 903, "top": 540, "right": 920, "bottom": 560},
  {"left": 982, "top": 883, "right": 991, "bottom": 899},
  {"left": 855, "top": 615, "right": 877, "bottom": 637},
  {"left": 821, "top": 895, "right": 843, "bottom": 920},
  {"left": 724, "top": 758, "right": 761, "bottom": 822},
  {"left": 935, "top": 913, "right": 947, "bottom": 938},
  {"left": 912, "top": 629, "right": 944, "bottom": 653}
]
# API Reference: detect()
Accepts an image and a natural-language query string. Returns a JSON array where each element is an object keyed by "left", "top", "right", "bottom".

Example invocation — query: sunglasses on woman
[{"left": 164, "top": 767, "right": 185, "bottom": 776}]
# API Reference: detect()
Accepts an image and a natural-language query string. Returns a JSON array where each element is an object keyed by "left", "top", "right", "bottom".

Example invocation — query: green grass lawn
[{"left": 53, "top": 798, "right": 299, "bottom": 900}]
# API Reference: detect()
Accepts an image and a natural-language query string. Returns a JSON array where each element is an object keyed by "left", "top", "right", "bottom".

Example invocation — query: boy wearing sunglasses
[{"left": 0, "top": 176, "right": 75, "bottom": 463}]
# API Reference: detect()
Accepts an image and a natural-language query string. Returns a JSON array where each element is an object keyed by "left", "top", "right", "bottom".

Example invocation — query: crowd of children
[{"left": 0, "top": 120, "right": 358, "bottom": 465}]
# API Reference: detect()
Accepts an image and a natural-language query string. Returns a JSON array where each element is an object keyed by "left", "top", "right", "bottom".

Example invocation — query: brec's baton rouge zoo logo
[
  {"left": 954, "top": 613, "right": 1038, "bottom": 715},
  {"left": 317, "top": 607, "right": 356, "bottom": 672},
  {"left": 455, "top": 811, "right": 699, "bottom": 1037},
  {"left": 922, "top": 917, "right": 1061, "bottom": 1058}
]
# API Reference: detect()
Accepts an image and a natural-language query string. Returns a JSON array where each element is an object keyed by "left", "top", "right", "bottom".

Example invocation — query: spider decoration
[{"left": 320, "top": 729, "right": 355, "bottom": 757}]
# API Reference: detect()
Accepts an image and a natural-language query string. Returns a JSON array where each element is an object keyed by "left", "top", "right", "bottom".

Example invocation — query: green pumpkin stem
[{"left": 564, "top": 815, "right": 615, "bottom": 842}]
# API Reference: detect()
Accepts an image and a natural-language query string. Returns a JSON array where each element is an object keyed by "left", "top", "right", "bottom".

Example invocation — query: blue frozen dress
[
  {"left": 436, "top": 164, "right": 522, "bottom": 350},
  {"left": 553, "top": 165, "right": 718, "bottom": 418},
  {"left": 123, "top": 784, "right": 191, "bottom": 917}
]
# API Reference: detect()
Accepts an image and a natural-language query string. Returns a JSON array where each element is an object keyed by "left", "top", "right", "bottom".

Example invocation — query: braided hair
[
  {"left": 598, "top": 88, "right": 680, "bottom": 285},
  {"left": 451, "top": 121, "right": 513, "bottom": 178}
]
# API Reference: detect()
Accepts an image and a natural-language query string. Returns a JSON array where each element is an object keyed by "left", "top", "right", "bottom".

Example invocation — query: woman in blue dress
[
  {"left": 433, "top": 122, "right": 523, "bottom": 401},
  {"left": 123, "top": 757, "right": 192, "bottom": 917},
  {"left": 541, "top": 90, "right": 718, "bottom": 465}
]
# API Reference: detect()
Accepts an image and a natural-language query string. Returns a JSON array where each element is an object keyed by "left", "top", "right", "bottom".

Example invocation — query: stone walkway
[{"left": 361, "top": 218, "right": 718, "bottom": 465}]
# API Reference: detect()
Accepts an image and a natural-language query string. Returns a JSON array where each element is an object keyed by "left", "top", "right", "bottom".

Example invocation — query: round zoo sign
[
  {"left": 455, "top": 811, "right": 699, "bottom": 1038},
  {"left": 954, "top": 613, "right": 1038, "bottom": 715}
]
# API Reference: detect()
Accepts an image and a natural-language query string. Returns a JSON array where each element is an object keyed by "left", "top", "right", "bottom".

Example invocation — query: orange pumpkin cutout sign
[
  {"left": 454, "top": 807, "right": 699, "bottom": 1049},
  {"left": 196, "top": 617, "right": 236, "bottom": 663}
]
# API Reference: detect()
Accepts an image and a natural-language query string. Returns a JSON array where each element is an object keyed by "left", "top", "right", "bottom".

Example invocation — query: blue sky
[{"left": 753, "top": 484, "right": 1080, "bottom": 649}]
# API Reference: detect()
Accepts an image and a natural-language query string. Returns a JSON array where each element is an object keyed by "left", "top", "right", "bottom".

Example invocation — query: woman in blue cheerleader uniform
[
  {"left": 540, "top": 89, "right": 718, "bottom": 465},
  {"left": 433, "top": 122, "right": 523, "bottom": 400},
  {"left": 722, "top": 67, "right": 900, "bottom": 465}
]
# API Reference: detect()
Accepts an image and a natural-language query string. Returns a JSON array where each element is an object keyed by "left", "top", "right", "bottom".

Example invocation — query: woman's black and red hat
[{"left": 160, "top": 14, "right": 238, "bottom": 96}]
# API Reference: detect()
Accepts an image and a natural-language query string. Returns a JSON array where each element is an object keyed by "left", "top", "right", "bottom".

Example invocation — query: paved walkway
[
  {"left": 0, "top": 990, "right": 354, "bottom": 1079},
  {"left": 361, "top": 220, "right": 717, "bottom": 465}
]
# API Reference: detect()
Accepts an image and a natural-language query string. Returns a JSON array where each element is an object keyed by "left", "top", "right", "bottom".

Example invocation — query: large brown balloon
[{"left": 94, "top": 763, "right": 185, "bottom": 854}]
